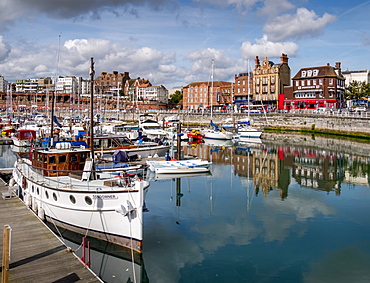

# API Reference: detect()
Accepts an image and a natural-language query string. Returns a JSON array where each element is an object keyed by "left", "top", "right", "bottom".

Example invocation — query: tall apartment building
[
  {"left": 15, "top": 79, "right": 38, "bottom": 93},
  {"left": 0, "top": 75, "right": 8, "bottom": 92},
  {"left": 56, "top": 76, "right": 78, "bottom": 94},
  {"left": 253, "top": 54, "right": 291, "bottom": 106},
  {"left": 76, "top": 77, "right": 91, "bottom": 96},
  {"left": 284, "top": 62, "right": 345, "bottom": 110},
  {"left": 37, "top": 77, "right": 53, "bottom": 93},
  {"left": 182, "top": 81, "right": 232, "bottom": 111}
]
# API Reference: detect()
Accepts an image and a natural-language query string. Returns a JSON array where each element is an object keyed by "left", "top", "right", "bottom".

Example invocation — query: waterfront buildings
[
  {"left": 182, "top": 80, "right": 232, "bottom": 111},
  {"left": 0, "top": 55, "right": 368, "bottom": 112},
  {"left": 283, "top": 62, "right": 346, "bottom": 111},
  {"left": 253, "top": 54, "right": 291, "bottom": 107}
]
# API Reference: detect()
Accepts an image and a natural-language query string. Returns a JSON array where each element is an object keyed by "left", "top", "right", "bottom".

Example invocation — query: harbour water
[{"left": 2, "top": 134, "right": 370, "bottom": 282}]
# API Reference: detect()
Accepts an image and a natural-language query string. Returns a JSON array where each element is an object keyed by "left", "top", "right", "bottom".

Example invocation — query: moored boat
[
  {"left": 146, "top": 158, "right": 212, "bottom": 174},
  {"left": 11, "top": 129, "right": 37, "bottom": 148},
  {"left": 11, "top": 58, "right": 150, "bottom": 255}
]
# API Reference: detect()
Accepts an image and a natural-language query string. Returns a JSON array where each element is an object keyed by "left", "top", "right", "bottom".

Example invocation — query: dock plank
[{"left": 0, "top": 178, "right": 102, "bottom": 283}]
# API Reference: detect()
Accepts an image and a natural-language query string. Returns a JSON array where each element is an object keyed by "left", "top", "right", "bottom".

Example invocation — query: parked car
[{"left": 355, "top": 106, "right": 367, "bottom": 112}]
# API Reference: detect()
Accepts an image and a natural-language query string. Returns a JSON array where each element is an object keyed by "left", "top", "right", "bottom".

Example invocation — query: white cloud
[
  {"left": 257, "top": 0, "right": 295, "bottom": 16},
  {"left": 240, "top": 35, "right": 299, "bottom": 58},
  {"left": 264, "top": 8, "right": 336, "bottom": 42},
  {"left": 194, "top": 0, "right": 261, "bottom": 14},
  {"left": 0, "top": 36, "right": 11, "bottom": 62},
  {"left": 184, "top": 48, "right": 249, "bottom": 83}
]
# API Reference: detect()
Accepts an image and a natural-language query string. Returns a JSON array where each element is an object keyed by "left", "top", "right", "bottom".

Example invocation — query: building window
[
  {"left": 296, "top": 81, "right": 299, "bottom": 87},
  {"left": 329, "top": 78, "right": 333, "bottom": 85}
]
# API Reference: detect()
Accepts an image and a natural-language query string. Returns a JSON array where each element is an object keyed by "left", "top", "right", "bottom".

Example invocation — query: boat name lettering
[{"left": 93, "top": 195, "right": 118, "bottom": 199}]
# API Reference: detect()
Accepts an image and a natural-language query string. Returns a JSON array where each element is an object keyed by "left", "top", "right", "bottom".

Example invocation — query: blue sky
[{"left": 0, "top": 0, "right": 369, "bottom": 88}]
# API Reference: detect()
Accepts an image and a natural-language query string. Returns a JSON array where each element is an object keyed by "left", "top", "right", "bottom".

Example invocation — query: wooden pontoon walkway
[{"left": 0, "top": 174, "right": 102, "bottom": 283}]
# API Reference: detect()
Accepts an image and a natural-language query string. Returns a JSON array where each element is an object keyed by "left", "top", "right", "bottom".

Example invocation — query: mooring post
[{"left": 2, "top": 225, "right": 11, "bottom": 283}]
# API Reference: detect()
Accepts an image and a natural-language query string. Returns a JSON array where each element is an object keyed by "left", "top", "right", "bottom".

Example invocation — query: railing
[{"left": 17, "top": 159, "right": 138, "bottom": 190}]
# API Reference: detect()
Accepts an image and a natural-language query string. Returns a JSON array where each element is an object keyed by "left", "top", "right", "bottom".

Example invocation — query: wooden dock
[{"left": 0, "top": 176, "right": 102, "bottom": 282}]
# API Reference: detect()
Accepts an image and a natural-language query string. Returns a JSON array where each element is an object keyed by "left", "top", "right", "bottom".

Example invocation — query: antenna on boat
[
  {"left": 89, "top": 58, "right": 97, "bottom": 179},
  {"left": 50, "top": 34, "right": 61, "bottom": 147}
]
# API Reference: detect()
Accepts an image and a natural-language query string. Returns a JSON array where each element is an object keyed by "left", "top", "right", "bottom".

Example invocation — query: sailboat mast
[
  {"left": 89, "top": 57, "right": 95, "bottom": 159},
  {"left": 211, "top": 59, "right": 214, "bottom": 120},
  {"left": 50, "top": 34, "right": 61, "bottom": 146},
  {"left": 247, "top": 58, "right": 251, "bottom": 121}
]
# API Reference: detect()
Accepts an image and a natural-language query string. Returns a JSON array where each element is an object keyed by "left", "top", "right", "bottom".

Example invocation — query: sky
[{"left": 0, "top": 0, "right": 369, "bottom": 89}]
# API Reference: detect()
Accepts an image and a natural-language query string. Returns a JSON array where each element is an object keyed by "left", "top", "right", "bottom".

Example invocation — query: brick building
[
  {"left": 182, "top": 80, "right": 232, "bottom": 111},
  {"left": 95, "top": 71, "right": 131, "bottom": 95},
  {"left": 253, "top": 54, "right": 291, "bottom": 107},
  {"left": 283, "top": 62, "right": 345, "bottom": 111},
  {"left": 233, "top": 72, "right": 253, "bottom": 106}
]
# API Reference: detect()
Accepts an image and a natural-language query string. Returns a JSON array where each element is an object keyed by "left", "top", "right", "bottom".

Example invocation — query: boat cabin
[
  {"left": 32, "top": 143, "right": 90, "bottom": 177},
  {"left": 15, "top": 129, "right": 37, "bottom": 140},
  {"left": 85, "top": 136, "right": 137, "bottom": 151}
]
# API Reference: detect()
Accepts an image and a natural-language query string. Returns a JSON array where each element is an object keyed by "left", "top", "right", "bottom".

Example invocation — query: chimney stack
[
  {"left": 255, "top": 56, "right": 260, "bottom": 69},
  {"left": 280, "top": 53, "right": 289, "bottom": 65}
]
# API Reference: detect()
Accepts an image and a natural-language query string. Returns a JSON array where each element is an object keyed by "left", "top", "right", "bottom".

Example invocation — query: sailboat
[
  {"left": 203, "top": 60, "right": 233, "bottom": 140},
  {"left": 11, "top": 58, "right": 150, "bottom": 255},
  {"left": 236, "top": 59, "right": 263, "bottom": 139}
]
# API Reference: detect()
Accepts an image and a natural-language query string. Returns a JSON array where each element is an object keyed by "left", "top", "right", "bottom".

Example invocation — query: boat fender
[
  {"left": 32, "top": 198, "right": 38, "bottom": 212},
  {"left": 38, "top": 207, "right": 45, "bottom": 221},
  {"left": 25, "top": 194, "right": 32, "bottom": 207},
  {"left": 9, "top": 178, "right": 15, "bottom": 187}
]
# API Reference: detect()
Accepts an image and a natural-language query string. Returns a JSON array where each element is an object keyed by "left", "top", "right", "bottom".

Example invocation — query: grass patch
[{"left": 265, "top": 127, "right": 370, "bottom": 142}]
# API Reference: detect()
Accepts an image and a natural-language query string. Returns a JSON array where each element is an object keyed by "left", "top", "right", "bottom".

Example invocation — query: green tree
[
  {"left": 345, "top": 81, "right": 370, "bottom": 100},
  {"left": 345, "top": 81, "right": 362, "bottom": 100},
  {"left": 170, "top": 90, "right": 183, "bottom": 104}
]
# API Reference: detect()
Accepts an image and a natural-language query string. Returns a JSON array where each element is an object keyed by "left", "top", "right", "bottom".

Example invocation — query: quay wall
[
  {"left": 21, "top": 110, "right": 370, "bottom": 137},
  {"left": 150, "top": 112, "right": 370, "bottom": 136}
]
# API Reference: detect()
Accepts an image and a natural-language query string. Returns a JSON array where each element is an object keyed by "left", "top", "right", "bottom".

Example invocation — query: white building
[
  {"left": 15, "top": 79, "right": 38, "bottom": 92},
  {"left": 55, "top": 76, "right": 77, "bottom": 94},
  {"left": 139, "top": 85, "right": 168, "bottom": 103},
  {"left": 342, "top": 69, "right": 370, "bottom": 87},
  {"left": 76, "top": 77, "right": 91, "bottom": 95},
  {"left": 0, "top": 75, "right": 8, "bottom": 92}
]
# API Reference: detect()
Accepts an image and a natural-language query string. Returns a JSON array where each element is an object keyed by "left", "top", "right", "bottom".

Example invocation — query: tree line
[{"left": 345, "top": 81, "right": 370, "bottom": 100}]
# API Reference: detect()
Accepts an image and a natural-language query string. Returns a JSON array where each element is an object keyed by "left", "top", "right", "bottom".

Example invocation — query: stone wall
[{"left": 154, "top": 112, "right": 370, "bottom": 136}]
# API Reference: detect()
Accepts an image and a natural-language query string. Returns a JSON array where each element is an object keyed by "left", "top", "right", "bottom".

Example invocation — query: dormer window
[{"left": 301, "top": 71, "right": 307, "bottom": 77}]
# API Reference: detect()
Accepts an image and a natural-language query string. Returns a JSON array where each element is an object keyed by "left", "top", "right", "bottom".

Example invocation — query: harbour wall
[{"left": 150, "top": 112, "right": 370, "bottom": 136}]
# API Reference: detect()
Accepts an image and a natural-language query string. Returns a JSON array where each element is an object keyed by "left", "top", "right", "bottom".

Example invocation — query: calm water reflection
[
  {"left": 144, "top": 136, "right": 370, "bottom": 283},
  {"left": 2, "top": 134, "right": 370, "bottom": 282}
]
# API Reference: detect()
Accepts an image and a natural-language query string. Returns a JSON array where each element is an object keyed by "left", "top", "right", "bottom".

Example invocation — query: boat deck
[
  {"left": 16, "top": 159, "right": 139, "bottom": 191},
  {"left": 0, "top": 177, "right": 102, "bottom": 282}
]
